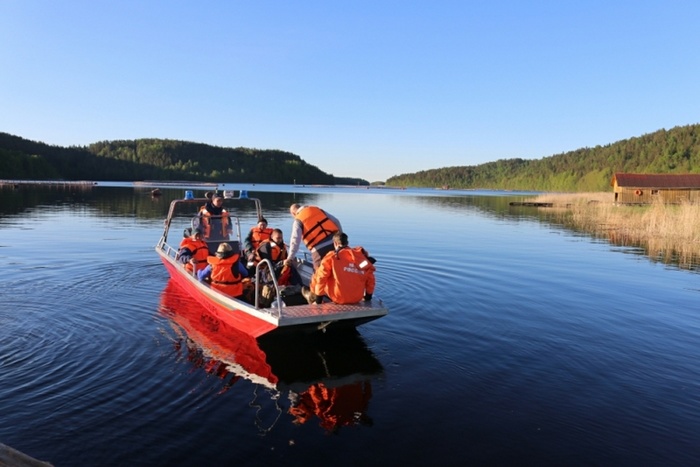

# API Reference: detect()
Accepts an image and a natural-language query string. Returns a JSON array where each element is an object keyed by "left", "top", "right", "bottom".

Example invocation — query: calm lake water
[{"left": 1, "top": 183, "right": 699, "bottom": 466}]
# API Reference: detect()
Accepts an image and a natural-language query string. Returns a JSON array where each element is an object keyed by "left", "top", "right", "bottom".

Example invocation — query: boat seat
[{"left": 206, "top": 240, "right": 241, "bottom": 256}]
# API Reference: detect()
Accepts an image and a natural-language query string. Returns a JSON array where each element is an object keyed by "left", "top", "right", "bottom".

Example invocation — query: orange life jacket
[
  {"left": 277, "top": 264, "right": 293, "bottom": 286},
  {"left": 248, "top": 226, "right": 273, "bottom": 250},
  {"left": 201, "top": 208, "right": 231, "bottom": 239},
  {"left": 255, "top": 239, "right": 288, "bottom": 264},
  {"left": 179, "top": 237, "right": 210, "bottom": 272},
  {"left": 311, "top": 246, "right": 375, "bottom": 304},
  {"left": 295, "top": 206, "right": 340, "bottom": 250},
  {"left": 207, "top": 254, "right": 243, "bottom": 297}
]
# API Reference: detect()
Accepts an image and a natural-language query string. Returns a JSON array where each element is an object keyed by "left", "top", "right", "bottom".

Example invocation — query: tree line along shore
[
  {"left": 3, "top": 123, "right": 700, "bottom": 190},
  {"left": 0, "top": 132, "right": 369, "bottom": 186},
  {"left": 387, "top": 124, "right": 700, "bottom": 192}
]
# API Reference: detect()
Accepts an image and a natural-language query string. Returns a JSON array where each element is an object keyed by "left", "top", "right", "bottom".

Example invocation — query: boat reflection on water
[{"left": 157, "top": 280, "right": 384, "bottom": 433}]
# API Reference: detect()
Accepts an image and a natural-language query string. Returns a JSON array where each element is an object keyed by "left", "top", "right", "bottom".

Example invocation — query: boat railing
[
  {"left": 231, "top": 216, "right": 243, "bottom": 247},
  {"left": 158, "top": 238, "right": 178, "bottom": 260},
  {"left": 253, "top": 258, "right": 283, "bottom": 318},
  {"left": 158, "top": 238, "right": 196, "bottom": 278}
]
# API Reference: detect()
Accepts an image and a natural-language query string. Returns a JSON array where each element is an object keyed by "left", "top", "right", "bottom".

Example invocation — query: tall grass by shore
[{"left": 527, "top": 192, "right": 700, "bottom": 268}]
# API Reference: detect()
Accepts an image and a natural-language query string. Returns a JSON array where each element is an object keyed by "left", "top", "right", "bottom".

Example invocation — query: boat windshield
[{"left": 162, "top": 196, "right": 263, "bottom": 250}]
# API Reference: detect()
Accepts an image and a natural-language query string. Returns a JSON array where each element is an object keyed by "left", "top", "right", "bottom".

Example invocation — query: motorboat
[{"left": 155, "top": 190, "right": 388, "bottom": 337}]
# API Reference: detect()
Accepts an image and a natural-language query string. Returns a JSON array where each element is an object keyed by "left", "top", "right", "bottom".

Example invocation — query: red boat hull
[{"left": 160, "top": 257, "right": 277, "bottom": 338}]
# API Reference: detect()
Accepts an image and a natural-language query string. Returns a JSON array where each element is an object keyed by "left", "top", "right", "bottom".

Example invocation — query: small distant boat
[{"left": 155, "top": 190, "right": 388, "bottom": 337}]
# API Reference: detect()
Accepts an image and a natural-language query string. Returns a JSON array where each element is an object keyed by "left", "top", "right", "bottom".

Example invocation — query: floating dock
[{"left": 509, "top": 202, "right": 554, "bottom": 207}]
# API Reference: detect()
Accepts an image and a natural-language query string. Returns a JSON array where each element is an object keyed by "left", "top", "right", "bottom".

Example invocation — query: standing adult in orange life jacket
[
  {"left": 306, "top": 232, "right": 376, "bottom": 305},
  {"left": 284, "top": 204, "right": 342, "bottom": 270},
  {"left": 195, "top": 191, "right": 215, "bottom": 226},
  {"left": 197, "top": 242, "right": 248, "bottom": 298},
  {"left": 244, "top": 217, "right": 273, "bottom": 263},
  {"left": 177, "top": 228, "right": 210, "bottom": 273},
  {"left": 198, "top": 191, "right": 214, "bottom": 214},
  {"left": 200, "top": 194, "right": 232, "bottom": 241}
]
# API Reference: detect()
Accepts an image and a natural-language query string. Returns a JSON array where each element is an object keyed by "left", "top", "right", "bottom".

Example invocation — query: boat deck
[{"left": 278, "top": 300, "right": 387, "bottom": 325}]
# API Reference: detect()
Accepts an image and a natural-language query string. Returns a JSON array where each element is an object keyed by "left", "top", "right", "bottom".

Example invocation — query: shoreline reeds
[{"left": 527, "top": 192, "right": 700, "bottom": 268}]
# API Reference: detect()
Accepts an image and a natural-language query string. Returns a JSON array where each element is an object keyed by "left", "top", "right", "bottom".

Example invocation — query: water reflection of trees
[
  {"left": 1, "top": 185, "right": 542, "bottom": 222},
  {"left": 0, "top": 186, "right": 323, "bottom": 220},
  {"left": 0, "top": 184, "right": 96, "bottom": 216},
  {"left": 402, "top": 193, "right": 546, "bottom": 222}
]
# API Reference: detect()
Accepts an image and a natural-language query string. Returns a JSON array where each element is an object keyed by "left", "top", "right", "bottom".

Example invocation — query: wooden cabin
[{"left": 611, "top": 173, "right": 700, "bottom": 204}]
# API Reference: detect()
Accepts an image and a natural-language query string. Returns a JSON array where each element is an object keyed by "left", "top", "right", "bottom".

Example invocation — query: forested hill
[
  {"left": 0, "top": 133, "right": 367, "bottom": 185},
  {"left": 386, "top": 124, "right": 700, "bottom": 191}
]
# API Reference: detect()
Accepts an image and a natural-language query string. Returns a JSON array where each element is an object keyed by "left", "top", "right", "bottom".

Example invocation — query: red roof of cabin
[{"left": 612, "top": 173, "right": 700, "bottom": 188}]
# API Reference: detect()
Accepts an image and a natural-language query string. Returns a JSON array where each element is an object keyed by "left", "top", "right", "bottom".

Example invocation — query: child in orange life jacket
[
  {"left": 197, "top": 242, "right": 248, "bottom": 298},
  {"left": 177, "top": 228, "right": 210, "bottom": 273},
  {"left": 254, "top": 228, "right": 303, "bottom": 285},
  {"left": 244, "top": 217, "right": 273, "bottom": 263},
  {"left": 306, "top": 232, "right": 376, "bottom": 305}
]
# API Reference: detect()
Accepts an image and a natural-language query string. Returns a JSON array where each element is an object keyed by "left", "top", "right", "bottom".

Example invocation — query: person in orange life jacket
[
  {"left": 201, "top": 191, "right": 214, "bottom": 210},
  {"left": 254, "top": 228, "right": 288, "bottom": 265},
  {"left": 177, "top": 227, "right": 210, "bottom": 273},
  {"left": 305, "top": 232, "right": 375, "bottom": 305},
  {"left": 201, "top": 194, "right": 232, "bottom": 241},
  {"left": 244, "top": 217, "right": 273, "bottom": 263},
  {"left": 197, "top": 242, "right": 248, "bottom": 298},
  {"left": 255, "top": 228, "right": 303, "bottom": 285},
  {"left": 192, "top": 192, "right": 214, "bottom": 232},
  {"left": 284, "top": 203, "right": 342, "bottom": 270},
  {"left": 195, "top": 191, "right": 215, "bottom": 220}
]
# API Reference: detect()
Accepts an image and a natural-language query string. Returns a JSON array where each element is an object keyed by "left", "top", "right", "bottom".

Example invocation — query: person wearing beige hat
[{"left": 197, "top": 242, "right": 248, "bottom": 298}]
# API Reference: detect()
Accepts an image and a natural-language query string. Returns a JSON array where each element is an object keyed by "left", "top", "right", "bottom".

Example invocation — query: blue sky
[{"left": 2, "top": 1, "right": 699, "bottom": 182}]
